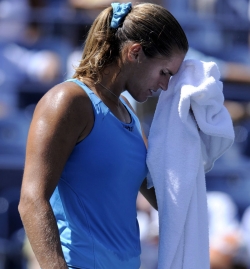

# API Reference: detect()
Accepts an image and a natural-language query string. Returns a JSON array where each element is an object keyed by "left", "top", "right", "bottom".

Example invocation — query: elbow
[
  {"left": 18, "top": 194, "right": 32, "bottom": 222},
  {"left": 18, "top": 192, "right": 45, "bottom": 223},
  {"left": 18, "top": 197, "right": 27, "bottom": 216}
]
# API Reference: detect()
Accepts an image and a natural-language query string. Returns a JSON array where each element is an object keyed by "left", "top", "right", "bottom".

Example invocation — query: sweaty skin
[{"left": 18, "top": 43, "right": 185, "bottom": 268}]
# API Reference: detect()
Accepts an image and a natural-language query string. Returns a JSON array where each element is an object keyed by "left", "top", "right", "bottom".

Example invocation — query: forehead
[{"left": 151, "top": 53, "right": 185, "bottom": 75}]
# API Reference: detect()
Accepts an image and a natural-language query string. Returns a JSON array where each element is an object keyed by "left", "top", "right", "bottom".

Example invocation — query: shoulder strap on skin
[{"left": 66, "top": 78, "right": 92, "bottom": 94}]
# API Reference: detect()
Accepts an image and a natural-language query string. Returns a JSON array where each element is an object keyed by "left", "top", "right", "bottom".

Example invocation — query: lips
[{"left": 149, "top": 88, "right": 160, "bottom": 96}]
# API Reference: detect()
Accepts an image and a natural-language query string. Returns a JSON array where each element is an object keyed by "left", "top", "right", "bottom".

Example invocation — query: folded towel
[{"left": 146, "top": 59, "right": 234, "bottom": 269}]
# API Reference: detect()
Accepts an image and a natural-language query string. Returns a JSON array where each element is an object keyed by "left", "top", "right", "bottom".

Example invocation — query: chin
[{"left": 135, "top": 95, "right": 149, "bottom": 103}]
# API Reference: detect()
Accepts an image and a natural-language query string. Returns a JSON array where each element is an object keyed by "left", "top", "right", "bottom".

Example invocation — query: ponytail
[{"left": 73, "top": 7, "right": 120, "bottom": 82}]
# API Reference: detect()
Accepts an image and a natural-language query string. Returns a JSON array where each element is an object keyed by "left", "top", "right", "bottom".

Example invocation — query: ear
[{"left": 127, "top": 43, "right": 143, "bottom": 62}]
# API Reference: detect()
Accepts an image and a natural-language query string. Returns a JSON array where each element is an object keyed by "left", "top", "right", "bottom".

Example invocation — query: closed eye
[{"left": 161, "top": 70, "right": 172, "bottom": 77}]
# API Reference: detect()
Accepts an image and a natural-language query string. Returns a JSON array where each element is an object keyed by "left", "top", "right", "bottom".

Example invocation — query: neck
[
  {"left": 97, "top": 62, "right": 127, "bottom": 105},
  {"left": 99, "top": 82, "right": 120, "bottom": 99},
  {"left": 97, "top": 80, "right": 127, "bottom": 123},
  {"left": 98, "top": 82, "right": 121, "bottom": 107}
]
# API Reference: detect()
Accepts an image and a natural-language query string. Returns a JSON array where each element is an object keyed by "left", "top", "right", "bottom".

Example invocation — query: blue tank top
[{"left": 50, "top": 79, "right": 148, "bottom": 269}]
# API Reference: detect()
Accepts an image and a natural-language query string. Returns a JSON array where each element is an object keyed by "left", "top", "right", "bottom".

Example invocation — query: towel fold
[{"left": 146, "top": 59, "right": 235, "bottom": 269}]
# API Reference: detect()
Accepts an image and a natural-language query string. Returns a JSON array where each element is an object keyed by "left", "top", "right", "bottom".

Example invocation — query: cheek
[
  {"left": 139, "top": 70, "right": 155, "bottom": 83},
  {"left": 131, "top": 66, "right": 159, "bottom": 91},
  {"left": 138, "top": 65, "right": 154, "bottom": 77}
]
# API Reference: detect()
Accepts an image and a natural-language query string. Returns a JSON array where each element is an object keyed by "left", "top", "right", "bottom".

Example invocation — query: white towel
[{"left": 146, "top": 59, "right": 235, "bottom": 269}]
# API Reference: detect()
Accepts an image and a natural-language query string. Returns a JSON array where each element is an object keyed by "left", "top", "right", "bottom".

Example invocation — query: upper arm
[{"left": 21, "top": 82, "right": 93, "bottom": 201}]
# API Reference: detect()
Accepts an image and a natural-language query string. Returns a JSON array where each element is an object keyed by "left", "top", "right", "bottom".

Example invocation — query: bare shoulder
[
  {"left": 34, "top": 81, "right": 94, "bottom": 142},
  {"left": 37, "top": 81, "right": 93, "bottom": 120}
]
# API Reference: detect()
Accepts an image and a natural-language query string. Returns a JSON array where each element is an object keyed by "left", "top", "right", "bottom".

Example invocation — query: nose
[{"left": 159, "top": 77, "right": 170, "bottom": 91}]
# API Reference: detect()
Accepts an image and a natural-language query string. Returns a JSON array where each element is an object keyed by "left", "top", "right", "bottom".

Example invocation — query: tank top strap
[{"left": 66, "top": 78, "right": 102, "bottom": 107}]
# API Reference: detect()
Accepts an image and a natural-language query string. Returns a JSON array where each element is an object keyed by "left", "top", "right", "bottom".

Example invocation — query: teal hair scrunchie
[{"left": 110, "top": 2, "right": 132, "bottom": 29}]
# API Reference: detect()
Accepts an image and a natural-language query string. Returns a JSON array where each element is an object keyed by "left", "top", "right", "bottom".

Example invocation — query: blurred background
[{"left": 1, "top": 0, "right": 250, "bottom": 268}]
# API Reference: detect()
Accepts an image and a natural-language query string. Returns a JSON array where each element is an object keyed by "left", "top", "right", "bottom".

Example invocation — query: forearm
[{"left": 19, "top": 198, "right": 68, "bottom": 269}]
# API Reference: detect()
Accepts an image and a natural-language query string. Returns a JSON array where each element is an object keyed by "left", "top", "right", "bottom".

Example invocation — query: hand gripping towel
[{"left": 146, "top": 59, "right": 235, "bottom": 269}]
